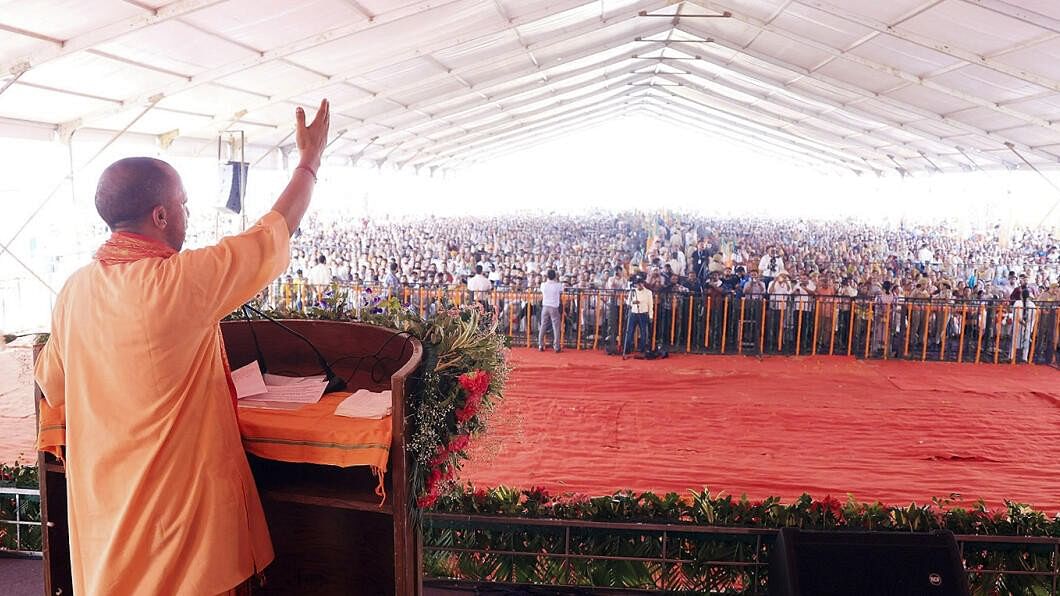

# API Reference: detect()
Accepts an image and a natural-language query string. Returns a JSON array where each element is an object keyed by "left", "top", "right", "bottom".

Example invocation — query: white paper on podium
[
  {"left": 334, "top": 389, "right": 393, "bottom": 419},
  {"left": 235, "top": 367, "right": 329, "bottom": 409},
  {"left": 263, "top": 373, "right": 326, "bottom": 386},
  {"left": 231, "top": 361, "right": 268, "bottom": 399}
]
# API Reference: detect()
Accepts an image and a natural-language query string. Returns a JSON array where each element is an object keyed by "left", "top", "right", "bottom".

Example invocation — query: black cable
[{"left": 241, "top": 305, "right": 268, "bottom": 373}]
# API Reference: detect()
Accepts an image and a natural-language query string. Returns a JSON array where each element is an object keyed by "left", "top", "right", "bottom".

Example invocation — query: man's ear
[{"left": 151, "top": 204, "right": 168, "bottom": 230}]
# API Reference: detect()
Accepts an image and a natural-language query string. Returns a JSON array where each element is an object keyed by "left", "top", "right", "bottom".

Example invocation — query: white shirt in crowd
[
  {"left": 759, "top": 254, "right": 785, "bottom": 277},
  {"left": 308, "top": 263, "right": 332, "bottom": 286},
  {"left": 468, "top": 274, "right": 492, "bottom": 291},
  {"left": 540, "top": 279, "right": 564, "bottom": 308},
  {"left": 628, "top": 287, "right": 654, "bottom": 318}
]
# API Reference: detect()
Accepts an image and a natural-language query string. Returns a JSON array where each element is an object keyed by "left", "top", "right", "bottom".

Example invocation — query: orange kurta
[{"left": 35, "top": 211, "right": 290, "bottom": 596}]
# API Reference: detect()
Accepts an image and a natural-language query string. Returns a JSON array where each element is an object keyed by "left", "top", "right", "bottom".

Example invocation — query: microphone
[{"left": 240, "top": 303, "right": 347, "bottom": 394}]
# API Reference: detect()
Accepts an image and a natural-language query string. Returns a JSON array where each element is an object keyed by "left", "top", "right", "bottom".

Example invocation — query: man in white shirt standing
[
  {"left": 468, "top": 264, "right": 493, "bottom": 305},
  {"left": 539, "top": 269, "right": 564, "bottom": 352},
  {"left": 623, "top": 273, "right": 654, "bottom": 359},
  {"left": 308, "top": 254, "right": 332, "bottom": 287}
]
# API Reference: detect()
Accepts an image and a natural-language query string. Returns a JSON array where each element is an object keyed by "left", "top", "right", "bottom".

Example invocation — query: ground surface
[{"left": 462, "top": 349, "right": 1060, "bottom": 512}]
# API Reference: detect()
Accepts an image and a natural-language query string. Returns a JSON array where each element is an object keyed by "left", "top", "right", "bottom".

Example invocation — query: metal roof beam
[
  {"left": 373, "top": 45, "right": 665, "bottom": 145},
  {"left": 796, "top": 0, "right": 1060, "bottom": 94},
  {"left": 668, "top": 39, "right": 1012, "bottom": 167},
  {"left": 59, "top": 0, "right": 549, "bottom": 129},
  {"left": 236, "top": 2, "right": 676, "bottom": 143},
  {"left": 1, "top": 0, "right": 225, "bottom": 76},
  {"left": 404, "top": 84, "right": 643, "bottom": 160},
  {"left": 659, "top": 80, "right": 899, "bottom": 168},
  {"left": 645, "top": 93, "right": 874, "bottom": 172},
  {"left": 674, "top": 21, "right": 1034, "bottom": 166},
  {"left": 411, "top": 92, "right": 640, "bottom": 166},
  {"left": 958, "top": 0, "right": 1060, "bottom": 35},
  {"left": 425, "top": 106, "right": 632, "bottom": 168},
  {"left": 686, "top": 0, "right": 1060, "bottom": 136},
  {"left": 637, "top": 103, "right": 850, "bottom": 173},
  {"left": 648, "top": 87, "right": 885, "bottom": 171},
  {"left": 391, "top": 68, "right": 648, "bottom": 150},
  {"left": 652, "top": 58, "right": 968, "bottom": 168}
]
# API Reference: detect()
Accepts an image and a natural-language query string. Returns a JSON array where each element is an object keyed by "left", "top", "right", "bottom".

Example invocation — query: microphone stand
[{"left": 241, "top": 303, "right": 347, "bottom": 394}]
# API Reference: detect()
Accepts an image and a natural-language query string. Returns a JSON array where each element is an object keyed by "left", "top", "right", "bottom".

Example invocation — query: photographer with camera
[{"left": 622, "top": 273, "right": 654, "bottom": 359}]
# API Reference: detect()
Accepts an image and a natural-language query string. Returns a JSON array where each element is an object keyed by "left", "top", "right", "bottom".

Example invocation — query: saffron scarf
[{"left": 92, "top": 233, "right": 242, "bottom": 414}]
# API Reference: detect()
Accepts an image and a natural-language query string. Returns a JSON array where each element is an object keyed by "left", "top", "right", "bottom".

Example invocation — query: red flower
[
  {"left": 458, "top": 370, "right": 491, "bottom": 399},
  {"left": 455, "top": 392, "right": 483, "bottom": 423},
  {"left": 429, "top": 445, "right": 449, "bottom": 467},
  {"left": 418, "top": 493, "right": 439, "bottom": 508},
  {"left": 448, "top": 433, "right": 471, "bottom": 454}
]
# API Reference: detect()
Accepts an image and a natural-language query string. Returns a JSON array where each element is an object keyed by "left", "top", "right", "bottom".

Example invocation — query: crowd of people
[{"left": 273, "top": 211, "right": 1060, "bottom": 305}]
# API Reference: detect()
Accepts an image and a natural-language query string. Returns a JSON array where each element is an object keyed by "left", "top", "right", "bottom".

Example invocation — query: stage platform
[
  {"left": 462, "top": 349, "right": 1060, "bottom": 513},
  {"left": 0, "top": 557, "right": 42, "bottom": 596}
]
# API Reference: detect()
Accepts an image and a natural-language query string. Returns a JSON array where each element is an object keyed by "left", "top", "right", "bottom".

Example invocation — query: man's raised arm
[{"left": 272, "top": 98, "right": 331, "bottom": 235}]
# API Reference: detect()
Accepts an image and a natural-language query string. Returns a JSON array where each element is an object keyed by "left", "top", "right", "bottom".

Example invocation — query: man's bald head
[
  {"left": 95, "top": 157, "right": 188, "bottom": 250},
  {"left": 95, "top": 157, "right": 179, "bottom": 229}
]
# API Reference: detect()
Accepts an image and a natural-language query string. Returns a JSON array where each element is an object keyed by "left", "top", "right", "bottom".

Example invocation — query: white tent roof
[{"left": 3, "top": 0, "right": 1060, "bottom": 174}]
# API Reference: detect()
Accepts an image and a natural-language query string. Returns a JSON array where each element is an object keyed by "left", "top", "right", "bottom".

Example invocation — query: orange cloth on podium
[{"left": 34, "top": 211, "right": 289, "bottom": 596}]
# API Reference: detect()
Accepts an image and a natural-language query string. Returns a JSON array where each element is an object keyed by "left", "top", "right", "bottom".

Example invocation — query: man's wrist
[{"left": 298, "top": 156, "right": 322, "bottom": 173}]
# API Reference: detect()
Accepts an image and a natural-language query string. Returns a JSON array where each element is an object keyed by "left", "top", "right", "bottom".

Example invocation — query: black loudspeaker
[
  {"left": 769, "top": 529, "right": 970, "bottom": 596},
  {"left": 220, "top": 160, "right": 248, "bottom": 214}
]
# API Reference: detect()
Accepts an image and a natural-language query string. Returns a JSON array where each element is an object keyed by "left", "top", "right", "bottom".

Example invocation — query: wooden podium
[{"left": 35, "top": 320, "right": 424, "bottom": 596}]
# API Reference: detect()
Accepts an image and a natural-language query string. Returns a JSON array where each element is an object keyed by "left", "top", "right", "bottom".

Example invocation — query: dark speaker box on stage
[{"left": 768, "top": 528, "right": 969, "bottom": 596}]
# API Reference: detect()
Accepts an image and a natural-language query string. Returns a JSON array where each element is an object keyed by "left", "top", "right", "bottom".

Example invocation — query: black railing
[
  {"left": 262, "top": 284, "right": 1060, "bottom": 366},
  {"left": 423, "top": 513, "right": 1060, "bottom": 594}
]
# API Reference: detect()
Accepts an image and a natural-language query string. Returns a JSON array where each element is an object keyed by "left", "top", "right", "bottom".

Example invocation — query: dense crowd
[{"left": 275, "top": 212, "right": 1060, "bottom": 303}]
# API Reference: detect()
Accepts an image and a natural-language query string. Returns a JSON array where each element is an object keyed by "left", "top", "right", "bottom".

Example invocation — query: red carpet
[{"left": 462, "top": 349, "right": 1060, "bottom": 513}]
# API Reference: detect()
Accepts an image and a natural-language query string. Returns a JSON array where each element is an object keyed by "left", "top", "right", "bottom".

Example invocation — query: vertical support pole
[
  {"left": 863, "top": 303, "right": 873, "bottom": 359},
  {"left": 508, "top": 291, "right": 515, "bottom": 341},
  {"left": 705, "top": 297, "right": 712, "bottom": 350},
  {"left": 904, "top": 303, "right": 913, "bottom": 359},
  {"left": 593, "top": 292, "right": 601, "bottom": 351},
  {"left": 721, "top": 296, "right": 729, "bottom": 354},
  {"left": 883, "top": 302, "right": 892, "bottom": 360},
  {"left": 846, "top": 302, "right": 856, "bottom": 357},
  {"left": 921, "top": 304, "right": 932, "bottom": 362},
  {"left": 812, "top": 302, "right": 820, "bottom": 356},
  {"left": 651, "top": 295, "right": 659, "bottom": 350},
  {"left": 760, "top": 300, "right": 768, "bottom": 354},
  {"left": 1028, "top": 309, "right": 1040, "bottom": 364},
  {"left": 687, "top": 295, "right": 694, "bottom": 353},
  {"left": 559, "top": 293, "right": 566, "bottom": 350},
  {"left": 526, "top": 291, "right": 532, "bottom": 348},
  {"left": 975, "top": 304, "right": 985, "bottom": 364},
  {"left": 940, "top": 306, "right": 949, "bottom": 362},
  {"left": 957, "top": 304, "right": 967, "bottom": 363},
  {"left": 826, "top": 301, "right": 835, "bottom": 352},
  {"left": 778, "top": 302, "right": 785, "bottom": 353},
  {"left": 670, "top": 294, "right": 677, "bottom": 346},
  {"left": 993, "top": 304, "right": 1003, "bottom": 364},
  {"left": 576, "top": 292, "right": 584, "bottom": 350},
  {"left": 738, "top": 298, "right": 746, "bottom": 355},
  {"left": 1011, "top": 304, "right": 1019, "bottom": 366}
]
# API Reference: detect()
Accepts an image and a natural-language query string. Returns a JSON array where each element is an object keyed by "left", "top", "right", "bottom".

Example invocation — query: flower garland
[
  {"left": 433, "top": 485, "right": 1060, "bottom": 535},
  {"left": 418, "top": 370, "right": 492, "bottom": 508}
]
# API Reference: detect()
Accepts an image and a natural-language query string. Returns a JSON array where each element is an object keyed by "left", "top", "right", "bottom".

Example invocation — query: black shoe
[
  {"left": 554, "top": 348, "right": 562, "bottom": 353},
  {"left": 538, "top": 346, "right": 545, "bottom": 352}
]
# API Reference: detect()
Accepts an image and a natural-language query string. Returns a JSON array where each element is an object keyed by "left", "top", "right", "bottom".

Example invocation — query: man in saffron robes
[{"left": 34, "top": 99, "right": 330, "bottom": 596}]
